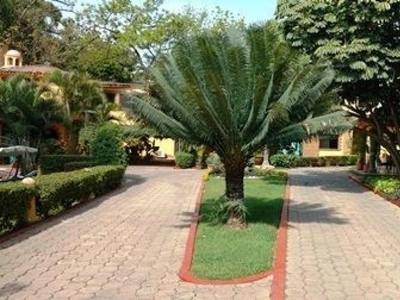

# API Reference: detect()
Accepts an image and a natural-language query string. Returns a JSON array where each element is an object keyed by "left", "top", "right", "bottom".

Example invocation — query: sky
[{"left": 75, "top": 0, "right": 278, "bottom": 23}]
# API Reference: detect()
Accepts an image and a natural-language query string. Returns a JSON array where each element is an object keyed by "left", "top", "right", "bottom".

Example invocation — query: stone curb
[{"left": 179, "top": 175, "right": 290, "bottom": 293}]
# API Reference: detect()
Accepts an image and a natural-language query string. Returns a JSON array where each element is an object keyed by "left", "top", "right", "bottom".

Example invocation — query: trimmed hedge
[
  {"left": 175, "top": 152, "right": 195, "bottom": 168},
  {"left": 0, "top": 165, "right": 125, "bottom": 235},
  {"left": 270, "top": 154, "right": 357, "bottom": 168},
  {"left": 36, "top": 165, "right": 126, "bottom": 217},
  {"left": 39, "top": 155, "right": 94, "bottom": 174},
  {"left": 298, "top": 155, "right": 357, "bottom": 167},
  {"left": 64, "top": 161, "right": 98, "bottom": 172},
  {"left": 0, "top": 182, "right": 37, "bottom": 233}
]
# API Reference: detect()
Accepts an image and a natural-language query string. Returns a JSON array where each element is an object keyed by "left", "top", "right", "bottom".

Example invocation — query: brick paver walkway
[
  {"left": 0, "top": 166, "right": 271, "bottom": 300},
  {"left": 286, "top": 167, "right": 400, "bottom": 300}
]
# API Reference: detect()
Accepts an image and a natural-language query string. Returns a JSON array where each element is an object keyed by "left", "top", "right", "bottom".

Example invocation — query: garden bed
[
  {"left": 190, "top": 173, "right": 287, "bottom": 280},
  {"left": 349, "top": 171, "right": 400, "bottom": 208}
]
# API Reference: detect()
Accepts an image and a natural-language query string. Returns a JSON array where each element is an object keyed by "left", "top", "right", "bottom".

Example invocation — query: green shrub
[
  {"left": 250, "top": 168, "right": 288, "bottom": 179},
  {"left": 205, "top": 152, "right": 224, "bottom": 175},
  {"left": 36, "top": 165, "right": 125, "bottom": 217},
  {"left": 271, "top": 155, "right": 357, "bottom": 168},
  {"left": 175, "top": 152, "right": 195, "bottom": 168},
  {"left": 365, "top": 177, "right": 400, "bottom": 195},
  {"left": 39, "top": 155, "right": 94, "bottom": 174},
  {"left": 346, "top": 155, "right": 358, "bottom": 165},
  {"left": 270, "top": 154, "right": 300, "bottom": 168},
  {"left": 0, "top": 182, "right": 37, "bottom": 233},
  {"left": 64, "top": 161, "right": 98, "bottom": 172},
  {"left": 78, "top": 125, "right": 98, "bottom": 155},
  {"left": 91, "top": 123, "right": 127, "bottom": 165}
]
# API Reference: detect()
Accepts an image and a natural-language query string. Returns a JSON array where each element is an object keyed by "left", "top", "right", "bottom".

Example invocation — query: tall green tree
[
  {"left": 277, "top": 0, "right": 400, "bottom": 175},
  {"left": 129, "top": 23, "right": 335, "bottom": 225},
  {"left": 0, "top": 0, "right": 74, "bottom": 65},
  {"left": 76, "top": 0, "right": 245, "bottom": 79},
  {"left": 44, "top": 70, "right": 105, "bottom": 153},
  {"left": 0, "top": 75, "right": 62, "bottom": 146}
]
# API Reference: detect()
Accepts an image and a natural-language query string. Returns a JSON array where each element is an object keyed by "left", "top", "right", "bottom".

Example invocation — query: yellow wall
[
  {"left": 302, "top": 131, "right": 353, "bottom": 157},
  {"left": 319, "top": 149, "right": 345, "bottom": 157},
  {"left": 149, "top": 138, "right": 175, "bottom": 157}
]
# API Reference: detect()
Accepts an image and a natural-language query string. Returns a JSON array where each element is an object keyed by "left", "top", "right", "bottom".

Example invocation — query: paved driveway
[
  {"left": 0, "top": 166, "right": 271, "bottom": 300},
  {"left": 286, "top": 167, "right": 400, "bottom": 300}
]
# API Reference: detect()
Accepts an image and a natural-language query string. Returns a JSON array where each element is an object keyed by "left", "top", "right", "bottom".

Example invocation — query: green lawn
[{"left": 191, "top": 174, "right": 287, "bottom": 280}]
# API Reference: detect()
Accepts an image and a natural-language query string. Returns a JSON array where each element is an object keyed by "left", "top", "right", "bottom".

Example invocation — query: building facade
[{"left": 302, "top": 131, "right": 353, "bottom": 157}]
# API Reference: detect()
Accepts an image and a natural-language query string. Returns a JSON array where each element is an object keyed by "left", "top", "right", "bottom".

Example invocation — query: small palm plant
[
  {"left": 129, "top": 22, "right": 338, "bottom": 225},
  {"left": 44, "top": 70, "right": 105, "bottom": 153},
  {"left": 0, "top": 75, "right": 62, "bottom": 147}
]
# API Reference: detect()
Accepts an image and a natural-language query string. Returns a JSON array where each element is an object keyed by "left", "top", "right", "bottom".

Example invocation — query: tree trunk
[
  {"left": 390, "top": 149, "right": 400, "bottom": 177},
  {"left": 224, "top": 159, "right": 247, "bottom": 227},
  {"left": 352, "top": 128, "right": 367, "bottom": 170},
  {"left": 368, "top": 139, "right": 378, "bottom": 173},
  {"left": 66, "top": 129, "right": 79, "bottom": 154}
]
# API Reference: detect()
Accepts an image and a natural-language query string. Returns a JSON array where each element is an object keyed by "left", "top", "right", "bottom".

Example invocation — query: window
[{"left": 319, "top": 135, "right": 339, "bottom": 149}]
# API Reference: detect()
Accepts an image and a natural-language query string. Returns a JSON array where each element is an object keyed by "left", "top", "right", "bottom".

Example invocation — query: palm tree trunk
[
  {"left": 224, "top": 159, "right": 247, "bottom": 226},
  {"left": 66, "top": 129, "right": 79, "bottom": 154}
]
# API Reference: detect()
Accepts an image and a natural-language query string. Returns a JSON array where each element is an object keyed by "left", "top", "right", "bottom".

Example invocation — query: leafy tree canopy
[
  {"left": 277, "top": 0, "right": 400, "bottom": 175},
  {"left": 277, "top": 0, "right": 400, "bottom": 88},
  {"left": 0, "top": 0, "right": 74, "bottom": 65},
  {"left": 76, "top": 0, "right": 245, "bottom": 77}
]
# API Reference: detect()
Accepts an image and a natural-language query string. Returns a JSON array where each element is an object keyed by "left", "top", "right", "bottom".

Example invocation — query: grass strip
[{"left": 191, "top": 174, "right": 286, "bottom": 279}]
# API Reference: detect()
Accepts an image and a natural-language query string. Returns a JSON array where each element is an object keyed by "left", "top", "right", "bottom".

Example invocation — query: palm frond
[{"left": 130, "top": 22, "right": 337, "bottom": 160}]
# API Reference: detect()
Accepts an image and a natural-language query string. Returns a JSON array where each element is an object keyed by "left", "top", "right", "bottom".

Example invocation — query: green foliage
[
  {"left": 78, "top": 125, "right": 98, "bottom": 155},
  {"left": 0, "top": 181, "right": 36, "bottom": 234},
  {"left": 270, "top": 154, "right": 357, "bottom": 168},
  {"left": 206, "top": 152, "right": 225, "bottom": 175},
  {"left": 250, "top": 168, "right": 289, "bottom": 179},
  {"left": 301, "top": 155, "right": 357, "bottom": 167},
  {"left": 365, "top": 176, "right": 400, "bottom": 196},
  {"left": 36, "top": 165, "right": 125, "bottom": 216},
  {"left": 0, "top": 75, "right": 62, "bottom": 146},
  {"left": 45, "top": 70, "right": 105, "bottom": 128},
  {"left": 39, "top": 155, "right": 94, "bottom": 174},
  {"left": 39, "top": 138, "right": 65, "bottom": 155},
  {"left": 69, "top": 36, "right": 136, "bottom": 82},
  {"left": 277, "top": 0, "right": 400, "bottom": 176},
  {"left": 270, "top": 154, "right": 300, "bottom": 168},
  {"left": 277, "top": 0, "right": 400, "bottom": 84},
  {"left": 44, "top": 70, "right": 107, "bottom": 154},
  {"left": 175, "top": 152, "right": 195, "bottom": 169},
  {"left": 78, "top": 0, "right": 245, "bottom": 75},
  {"left": 64, "top": 161, "right": 98, "bottom": 172},
  {"left": 0, "top": 0, "right": 68, "bottom": 65},
  {"left": 130, "top": 23, "right": 336, "bottom": 202},
  {"left": 91, "top": 123, "right": 127, "bottom": 165},
  {"left": 201, "top": 196, "right": 229, "bottom": 225}
]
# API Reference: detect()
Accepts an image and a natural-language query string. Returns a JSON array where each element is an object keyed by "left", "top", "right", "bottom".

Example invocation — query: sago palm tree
[
  {"left": 44, "top": 70, "right": 105, "bottom": 153},
  {"left": 129, "top": 23, "right": 337, "bottom": 225},
  {"left": 0, "top": 75, "right": 62, "bottom": 147}
]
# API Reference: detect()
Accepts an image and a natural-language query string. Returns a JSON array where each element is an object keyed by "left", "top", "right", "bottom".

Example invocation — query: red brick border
[
  {"left": 179, "top": 176, "right": 290, "bottom": 293},
  {"left": 270, "top": 178, "right": 290, "bottom": 300}
]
